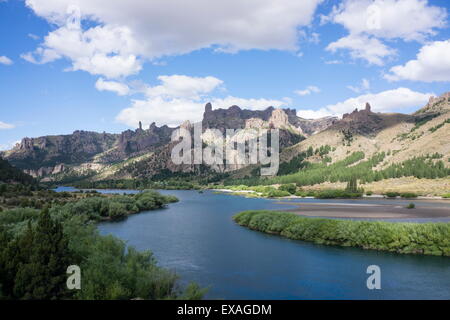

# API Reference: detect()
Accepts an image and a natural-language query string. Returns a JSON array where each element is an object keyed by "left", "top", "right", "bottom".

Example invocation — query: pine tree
[
  {"left": 12, "top": 207, "right": 73, "bottom": 299},
  {"left": 346, "top": 176, "right": 358, "bottom": 193}
]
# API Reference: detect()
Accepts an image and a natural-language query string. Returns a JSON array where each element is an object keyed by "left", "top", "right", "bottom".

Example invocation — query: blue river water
[{"left": 56, "top": 187, "right": 450, "bottom": 299}]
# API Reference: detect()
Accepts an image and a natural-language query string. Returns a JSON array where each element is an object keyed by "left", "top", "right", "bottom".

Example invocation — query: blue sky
[{"left": 1, "top": 0, "right": 450, "bottom": 150}]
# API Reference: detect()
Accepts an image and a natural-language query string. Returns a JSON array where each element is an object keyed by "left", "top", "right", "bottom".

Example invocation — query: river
[{"left": 56, "top": 187, "right": 450, "bottom": 299}]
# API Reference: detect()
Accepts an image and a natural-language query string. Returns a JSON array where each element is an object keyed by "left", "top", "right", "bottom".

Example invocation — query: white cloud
[
  {"left": 0, "top": 121, "right": 15, "bottom": 130},
  {"left": 297, "top": 108, "right": 332, "bottom": 119},
  {"left": 95, "top": 78, "right": 130, "bottom": 96},
  {"left": 146, "top": 75, "right": 223, "bottom": 99},
  {"left": 28, "top": 33, "right": 40, "bottom": 40},
  {"left": 0, "top": 140, "right": 20, "bottom": 151},
  {"left": 295, "top": 85, "right": 321, "bottom": 96},
  {"left": 298, "top": 87, "right": 432, "bottom": 119},
  {"left": 328, "top": 0, "right": 446, "bottom": 40},
  {"left": 116, "top": 74, "right": 288, "bottom": 127},
  {"left": 0, "top": 56, "right": 13, "bottom": 65},
  {"left": 22, "top": 24, "right": 143, "bottom": 78},
  {"left": 24, "top": 0, "right": 322, "bottom": 78},
  {"left": 116, "top": 96, "right": 288, "bottom": 128},
  {"left": 117, "top": 97, "right": 205, "bottom": 128},
  {"left": 324, "top": 0, "right": 447, "bottom": 64},
  {"left": 385, "top": 40, "right": 450, "bottom": 82},
  {"left": 324, "top": 60, "right": 342, "bottom": 65},
  {"left": 347, "top": 78, "right": 370, "bottom": 93},
  {"left": 326, "top": 34, "right": 396, "bottom": 66},
  {"left": 211, "top": 96, "right": 288, "bottom": 110}
]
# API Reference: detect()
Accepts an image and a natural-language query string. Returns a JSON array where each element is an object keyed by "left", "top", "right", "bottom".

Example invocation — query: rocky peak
[
  {"left": 343, "top": 102, "right": 373, "bottom": 120},
  {"left": 180, "top": 120, "right": 192, "bottom": 131},
  {"left": 269, "top": 108, "right": 290, "bottom": 128},
  {"left": 416, "top": 92, "right": 450, "bottom": 114},
  {"left": 118, "top": 122, "right": 174, "bottom": 155},
  {"left": 205, "top": 102, "right": 212, "bottom": 113},
  {"left": 202, "top": 102, "right": 336, "bottom": 136},
  {"left": 332, "top": 102, "right": 415, "bottom": 136}
]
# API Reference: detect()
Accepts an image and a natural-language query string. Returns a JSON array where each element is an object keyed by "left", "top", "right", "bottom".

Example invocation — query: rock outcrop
[
  {"left": 416, "top": 92, "right": 450, "bottom": 115},
  {"left": 202, "top": 103, "right": 336, "bottom": 135}
]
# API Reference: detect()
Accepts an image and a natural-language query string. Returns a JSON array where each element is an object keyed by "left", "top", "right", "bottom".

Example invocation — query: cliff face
[
  {"left": 329, "top": 103, "right": 414, "bottom": 136},
  {"left": 2, "top": 123, "right": 175, "bottom": 176},
  {"left": 116, "top": 123, "right": 174, "bottom": 155},
  {"left": 3, "top": 131, "right": 119, "bottom": 171},
  {"left": 202, "top": 103, "right": 337, "bottom": 135},
  {"left": 202, "top": 103, "right": 274, "bottom": 132}
]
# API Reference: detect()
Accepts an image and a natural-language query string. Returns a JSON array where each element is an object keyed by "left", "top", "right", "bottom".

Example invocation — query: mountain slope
[
  {"left": 0, "top": 157, "right": 35, "bottom": 184},
  {"left": 281, "top": 92, "right": 450, "bottom": 168}
]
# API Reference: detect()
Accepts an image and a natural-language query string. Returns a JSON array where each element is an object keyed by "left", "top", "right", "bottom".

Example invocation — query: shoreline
[
  {"left": 277, "top": 201, "right": 450, "bottom": 219},
  {"left": 213, "top": 188, "right": 449, "bottom": 201}
]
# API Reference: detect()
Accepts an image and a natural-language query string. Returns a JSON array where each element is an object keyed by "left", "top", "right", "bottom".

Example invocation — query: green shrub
[
  {"left": 266, "top": 190, "right": 291, "bottom": 198},
  {"left": 401, "top": 193, "right": 417, "bottom": 198},
  {"left": 406, "top": 203, "right": 415, "bottom": 209},
  {"left": 366, "top": 191, "right": 373, "bottom": 196},
  {"left": 279, "top": 184, "right": 297, "bottom": 195},
  {"left": 315, "top": 189, "right": 363, "bottom": 199},
  {"left": 384, "top": 192, "right": 400, "bottom": 198},
  {"left": 0, "top": 191, "right": 200, "bottom": 300},
  {"left": 295, "top": 191, "right": 307, "bottom": 197},
  {"left": 108, "top": 202, "right": 128, "bottom": 220}
]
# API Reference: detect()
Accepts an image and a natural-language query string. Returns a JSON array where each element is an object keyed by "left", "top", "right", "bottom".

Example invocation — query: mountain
[
  {"left": 282, "top": 92, "right": 450, "bottom": 164},
  {"left": 4, "top": 92, "right": 448, "bottom": 186},
  {"left": 202, "top": 103, "right": 336, "bottom": 135},
  {"left": 1, "top": 104, "right": 336, "bottom": 180}
]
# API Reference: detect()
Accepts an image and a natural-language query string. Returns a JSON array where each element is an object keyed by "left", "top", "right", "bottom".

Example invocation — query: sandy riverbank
[{"left": 277, "top": 201, "right": 450, "bottom": 219}]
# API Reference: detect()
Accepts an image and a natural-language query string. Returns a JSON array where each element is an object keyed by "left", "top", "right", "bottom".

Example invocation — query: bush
[
  {"left": 315, "top": 189, "right": 363, "bottom": 199},
  {"left": 442, "top": 193, "right": 450, "bottom": 199},
  {"left": 384, "top": 192, "right": 400, "bottom": 198},
  {"left": 365, "top": 191, "right": 373, "bottom": 196},
  {"left": 108, "top": 202, "right": 128, "bottom": 220},
  {"left": 295, "top": 191, "right": 306, "bottom": 197},
  {"left": 266, "top": 190, "right": 291, "bottom": 198},
  {"left": 279, "top": 184, "right": 297, "bottom": 195},
  {"left": 406, "top": 203, "right": 415, "bottom": 209},
  {"left": 0, "top": 191, "right": 201, "bottom": 300},
  {"left": 401, "top": 193, "right": 417, "bottom": 198}
]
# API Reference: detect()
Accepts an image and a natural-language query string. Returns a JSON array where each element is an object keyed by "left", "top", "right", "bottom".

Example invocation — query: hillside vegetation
[
  {"left": 0, "top": 158, "right": 35, "bottom": 185},
  {"left": 0, "top": 188, "right": 204, "bottom": 300}
]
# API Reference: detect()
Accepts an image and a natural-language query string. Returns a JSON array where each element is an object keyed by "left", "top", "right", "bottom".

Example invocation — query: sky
[{"left": 1, "top": 0, "right": 450, "bottom": 150}]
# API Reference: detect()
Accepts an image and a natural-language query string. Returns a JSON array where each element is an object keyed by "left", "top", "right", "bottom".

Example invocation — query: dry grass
[{"left": 303, "top": 177, "right": 450, "bottom": 196}]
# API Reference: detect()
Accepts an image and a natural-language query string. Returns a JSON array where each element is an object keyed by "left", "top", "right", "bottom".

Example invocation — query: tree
[
  {"left": 346, "top": 176, "right": 358, "bottom": 193},
  {"left": 10, "top": 207, "right": 73, "bottom": 299}
]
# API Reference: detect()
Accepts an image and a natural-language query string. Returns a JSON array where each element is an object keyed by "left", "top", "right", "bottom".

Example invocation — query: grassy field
[{"left": 302, "top": 177, "right": 450, "bottom": 196}]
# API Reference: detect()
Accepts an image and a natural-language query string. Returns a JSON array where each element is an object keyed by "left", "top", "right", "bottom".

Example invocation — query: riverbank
[
  {"left": 277, "top": 201, "right": 450, "bottom": 219},
  {"left": 233, "top": 210, "right": 450, "bottom": 256}
]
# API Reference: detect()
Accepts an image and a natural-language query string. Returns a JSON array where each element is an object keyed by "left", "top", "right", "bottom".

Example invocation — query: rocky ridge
[{"left": 1, "top": 104, "right": 339, "bottom": 179}]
